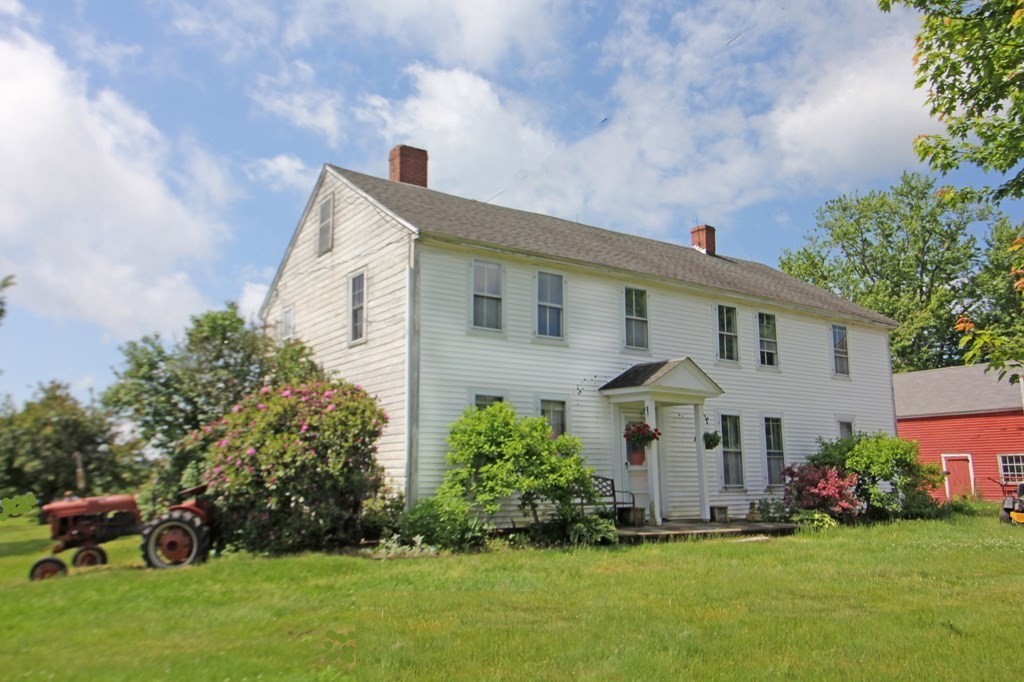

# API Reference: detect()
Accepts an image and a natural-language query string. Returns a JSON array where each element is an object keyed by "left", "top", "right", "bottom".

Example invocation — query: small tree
[
  {"left": 194, "top": 381, "right": 387, "bottom": 554},
  {"left": 439, "top": 402, "right": 596, "bottom": 525}
]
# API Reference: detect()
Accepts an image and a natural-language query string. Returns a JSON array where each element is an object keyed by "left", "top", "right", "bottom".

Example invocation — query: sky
[{"left": 0, "top": 0, "right": 1020, "bottom": 406}]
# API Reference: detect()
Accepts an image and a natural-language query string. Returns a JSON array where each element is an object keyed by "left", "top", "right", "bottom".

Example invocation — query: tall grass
[{"left": 1, "top": 514, "right": 1022, "bottom": 680}]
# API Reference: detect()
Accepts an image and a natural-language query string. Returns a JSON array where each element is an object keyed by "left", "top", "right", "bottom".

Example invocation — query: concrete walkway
[{"left": 616, "top": 520, "right": 797, "bottom": 543}]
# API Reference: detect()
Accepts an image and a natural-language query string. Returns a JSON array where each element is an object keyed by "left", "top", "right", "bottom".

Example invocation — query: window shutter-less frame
[{"left": 318, "top": 196, "right": 333, "bottom": 255}]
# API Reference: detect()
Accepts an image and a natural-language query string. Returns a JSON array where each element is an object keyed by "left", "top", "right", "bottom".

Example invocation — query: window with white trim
[
  {"left": 764, "top": 417, "right": 784, "bottom": 486},
  {"left": 317, "top": 196, "right": 333, "bottom": 255},
  {"left": 281, "top": 307, "right": 294, "bottom": 341},
  {"left": 999, "top": 454, "right": 1024, "bottom": 481},
  {"left": 350, "top": 272, "right": 365, "bottom": 343},
  {"left": 472, "top": 261, "right": 502, "bottom": 330},
  {"left": 832, "top": 324, "right": 850, "bottom": 375},
  {"left": 537, "top": 272, "right": 563, "bottom": 338},
  {"left": 474, "top": 394, "right": 504, "bottom": 410},
  {"left": 758, "top": 312, "right": 778, "bottom": 367},
  {"left": 838, "top": 420, "right": 854, "bottom": 440},
  {"left": 718, "top": 305, "right": 739, "bottom": 361},
  {"left": 624, "top": 287, "right": 648, "bottom": 349},
  {"left": 541, "top": 399, "right": 567, "bottom": 437},
  {"left": 721, "top": 414, "right": 743, "bottom": 487}
]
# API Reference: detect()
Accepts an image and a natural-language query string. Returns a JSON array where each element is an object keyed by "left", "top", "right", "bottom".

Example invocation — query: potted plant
[
  {"left": 703, "top": 430, "right": 722, "bottom": 449},
  {"left": 624, "top": 422, "right": 661, "bottom": 449}
]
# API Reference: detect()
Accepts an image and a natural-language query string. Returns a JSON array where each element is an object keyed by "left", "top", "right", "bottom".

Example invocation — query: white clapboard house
[{"left": 260, "top": 145, "right": 897, "bottom": 523}]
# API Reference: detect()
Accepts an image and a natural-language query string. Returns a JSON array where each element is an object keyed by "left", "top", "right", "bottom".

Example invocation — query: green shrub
[
  {"left": 198, "top": 381, "right": 386, "bottom": 554},
  {"left": 528, "top": 508, "right": 618, "bottom": 547},
  {"left": 792, "top": 509, "right": 839, "bottom": 531},
  {"left": 809, "top": 433, "right": 943, "bottom": 520},
  {"left": 756, "top": 495, "right": 790, "bottom": 522},
  {"left": 360, "top": 491, "right": 405, "bottom": 542},
  {"left": 398, "top": 495, "right": 487, "bottom": 551},
  {"left": 440, "top": 402, "right": 598, "bottom": 526}
]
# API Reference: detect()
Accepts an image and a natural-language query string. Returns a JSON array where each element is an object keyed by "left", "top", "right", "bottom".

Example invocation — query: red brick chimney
[
  {"left": 691, "top": 224, "right": 716, "bottom": 256},
  {"left": 389, "top": 144, "right": 428, "bottom": 187}
]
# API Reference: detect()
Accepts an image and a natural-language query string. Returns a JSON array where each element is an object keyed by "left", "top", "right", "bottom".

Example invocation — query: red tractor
[{"left": 29, "top": 485, "right": 214, "bottom": 580}]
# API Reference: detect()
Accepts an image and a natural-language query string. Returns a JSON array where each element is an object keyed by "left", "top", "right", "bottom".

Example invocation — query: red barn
[{"left": 894, "top": 365, "right": 1024, "bottom": 501}]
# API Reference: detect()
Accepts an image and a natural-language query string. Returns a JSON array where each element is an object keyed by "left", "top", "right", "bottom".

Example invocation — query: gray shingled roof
[
  {"left": 332, "top": 167, "right": 896, "bottom": 327},
  {"left": 601, "top": 360, "right": 681, "bottom": 390},
  {"left": 893, "top": 365, "right": 1023, "bottom": 418}
]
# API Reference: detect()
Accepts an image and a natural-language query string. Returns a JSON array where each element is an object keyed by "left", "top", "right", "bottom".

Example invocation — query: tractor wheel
[
  {"left": 72, "top": 546, "right": 108, "bottom": 567},
  {"left": 29, "top": 557, "right": 67, "bottom": 581},
  {"left": 999, "top": 507, "right": 1011, "bottom": 523},
  {"left": 141, "top": 509, "right": 210, "bottom": 569}
]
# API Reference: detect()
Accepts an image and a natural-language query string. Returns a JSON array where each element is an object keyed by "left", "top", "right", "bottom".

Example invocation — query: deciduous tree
[
  {"left": 780, "top": 173, "right": 994, "bottom": 371},
  {"left": 879, "top": 0, "right": 1024, "bottom": 200},
  {"left": 103, "top": 303, "right": 326, "bottom": 502},
  {"left": 0, "top": 382, "right": 148, "bottom": 504}
]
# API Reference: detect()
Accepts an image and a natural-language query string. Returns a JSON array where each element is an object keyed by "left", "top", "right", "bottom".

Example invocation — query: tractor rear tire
[
  {"left": 141, "top": 509, "right": 210, "bottom": 569},
  {"left": 72, "top": 546, "right": 108, "bottom": 567},
  {"left": 1000, "top": 507, "right": 1011, "bottom": 523},
  {"left": 30, "top": 557, "right": 67, "bottom": 581}
]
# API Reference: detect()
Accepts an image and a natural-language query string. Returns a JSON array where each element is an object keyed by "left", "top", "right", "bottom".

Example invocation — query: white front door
[{"left": 621, "top": 410, "right": 650, "bottom": 510}]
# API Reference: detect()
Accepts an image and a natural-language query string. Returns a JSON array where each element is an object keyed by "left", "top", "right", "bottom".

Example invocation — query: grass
[{"left": 2, "top": 514, "right": 1023, "bottom": 680}]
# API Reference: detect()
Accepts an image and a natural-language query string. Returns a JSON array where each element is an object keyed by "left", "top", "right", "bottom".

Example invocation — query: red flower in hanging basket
[{"left": 624, "top": 422, "right": 661, "bottom": 447}]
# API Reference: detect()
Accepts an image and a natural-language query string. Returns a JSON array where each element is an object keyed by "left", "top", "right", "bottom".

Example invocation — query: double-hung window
[
  {"left": 625, "top": 287, "right": 648, "bottom": 349},
  {"left": 832, "top": 324, "right": 850, "bottom": 375},
  {"left": 350, "top": 272, "right": 366, "bottom": 343},
  {"left": 473, "top": 261, "right": 502, "bottom": 330},
  {"left": 541, "top": 399, "right": 567, "bottom": 437},
  {"left": 764, "top": 417, "right": 784, "bottom": 486},
  {"left": 718, "top": 305, "right": 738, "bottom": 361},
  {"left": 537, "top": 272, "right": 563, "bottom": 338},
  {"left": 721, "top": 414, "right": 743, "bottom": 487},
  {"left": 758, "top": 312, "right": 778, "bottom": 367},
  {"left": 317, "top": 196, "right": 333, "bottom": 255}
]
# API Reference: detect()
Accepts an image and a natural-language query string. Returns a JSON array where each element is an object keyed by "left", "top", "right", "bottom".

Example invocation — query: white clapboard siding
[
  {"left": 262, "top": 169, "right": 412, "bottom": 491},
  {"left": 415, "top": 240, "right": 896, "bottom": 519}
]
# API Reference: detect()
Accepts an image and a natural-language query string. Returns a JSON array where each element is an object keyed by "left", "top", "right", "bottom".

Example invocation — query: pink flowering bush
[
  {"left": 182, "top": 380, "right": 387, "bottom": 554},
  {"left": 782, "top": 463, "right": 860, "bottom": 520}
]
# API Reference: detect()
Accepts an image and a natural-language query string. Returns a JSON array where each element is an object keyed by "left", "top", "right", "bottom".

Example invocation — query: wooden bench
[{"left": 587, "top": 475, "right": 641, "bottom": 525}]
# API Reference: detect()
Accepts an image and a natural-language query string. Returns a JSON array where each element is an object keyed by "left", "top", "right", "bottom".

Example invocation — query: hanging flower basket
[
  {"left": 624, "top": 422, "right": 661, "bottom": 448},
  {"left": 703, "top": 430, "right": 722, "bottom": 450}
]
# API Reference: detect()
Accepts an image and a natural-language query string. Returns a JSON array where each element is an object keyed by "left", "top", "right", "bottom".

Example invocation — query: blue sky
[{"left": 0, "top": 0, "right": 1020, "bottom": 405}]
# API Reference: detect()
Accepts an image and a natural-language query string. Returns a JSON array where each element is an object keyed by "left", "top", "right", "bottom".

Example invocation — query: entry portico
[{"left": 600, "top": 358, "right": 724, "bottom": 525}]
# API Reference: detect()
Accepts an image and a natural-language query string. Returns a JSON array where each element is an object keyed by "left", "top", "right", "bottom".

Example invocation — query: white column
[
  {"left": 694, "top": 403, "right": 709, "bottom": 521},
  {"left": 646, "top": 398, "right": 662, "bottom": 526}
]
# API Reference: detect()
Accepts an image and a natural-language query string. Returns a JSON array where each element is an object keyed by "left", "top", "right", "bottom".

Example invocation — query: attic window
[
  {"left": 281, "top": 307, "right": 294, "bottom": 341},
  {"left": 317, "top": 196, "right": 333, "bottom": 255}
]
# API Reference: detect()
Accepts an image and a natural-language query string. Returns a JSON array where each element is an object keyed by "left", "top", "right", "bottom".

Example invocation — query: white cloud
[
  {"left": 246, "top": 154, "right": 318, "bottom": 192},
  {"left": 237, "top": 281, "right": 269, "bottom": 322},
  {"left": 356, "top": 2, "right": 934, "bottom": 240},
  {"left": 69, "top": 32, "right": 141, "bottom": 74},
  {"left": 285, "top": 0, "right": 569, "bottom": 73},
  {"left": 169, "top": 0, "right": 278, "bottom": 61},
  {"left": 0, "top": 28, "right": 227, "bottom": 339},
  {"left": 249, "top": 60, "right": 344, "bottom": 146}
]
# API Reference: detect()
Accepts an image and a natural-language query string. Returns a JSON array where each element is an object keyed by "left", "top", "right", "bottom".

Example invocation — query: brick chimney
[
  {"left": 389, "top": 144, "right": 428, "bottom": 187},
  {"left": 691, "top": 224, "right": 716, "bottom": 256}
]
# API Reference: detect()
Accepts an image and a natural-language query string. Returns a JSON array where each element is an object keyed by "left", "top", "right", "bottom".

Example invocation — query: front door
[
  {"left": 621, "top": 410, "right": 650, "bottom": 511},
  {"left": 943, "top": 455, "right": 974, "bottom": 499}
]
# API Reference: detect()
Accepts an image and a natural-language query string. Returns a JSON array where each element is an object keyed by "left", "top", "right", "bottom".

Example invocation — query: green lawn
[{"left": 2, "top": 514, "right": 1022, "bottom": 680}]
